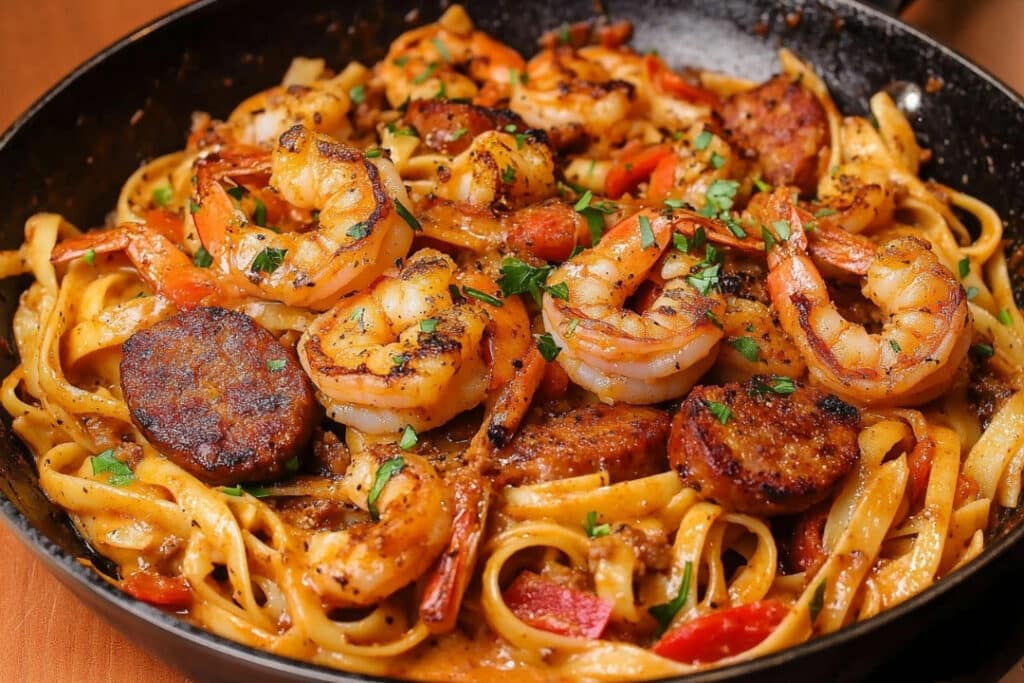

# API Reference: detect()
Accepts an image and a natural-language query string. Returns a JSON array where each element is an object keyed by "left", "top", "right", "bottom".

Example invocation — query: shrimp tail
[{"left": 419, "top": 347, "right": 546, "bottom": 632}]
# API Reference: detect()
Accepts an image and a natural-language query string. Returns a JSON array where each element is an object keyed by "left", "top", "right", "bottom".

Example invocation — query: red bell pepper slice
[
  {"left": 121, "top": 571, "right": 193, "bottom": 609},
  {"left": 604, "top": 144, "right": 674, "bottom": 199},
  {"left": 647, "top": 154, "right": 679, "bottom": 201},
  {"left": 653, "top": 600, "right": 789, "bottom": 664},
  {"left": 503, "top": 570, "right": 613, "bottom": 639}
]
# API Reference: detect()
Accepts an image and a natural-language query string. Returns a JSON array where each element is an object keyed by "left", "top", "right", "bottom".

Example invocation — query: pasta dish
[{"left": 2, "top": 6, "right": 1022, "bottom": 680}]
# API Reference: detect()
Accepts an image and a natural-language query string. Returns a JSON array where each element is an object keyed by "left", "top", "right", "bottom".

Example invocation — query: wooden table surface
[{"left": 1, "top": 1, "right": 1023, "bottom": 682}]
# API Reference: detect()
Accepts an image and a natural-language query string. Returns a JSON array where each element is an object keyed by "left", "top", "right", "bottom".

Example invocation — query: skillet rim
[{"left": 0, "top": 0, "right": 1022, "bottom": 681}]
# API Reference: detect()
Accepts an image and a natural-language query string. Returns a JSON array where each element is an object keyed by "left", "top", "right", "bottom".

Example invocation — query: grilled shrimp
[
  {"left": 226, "top": 75, "right": 354, "bottom": 147},
  {"left": 435, "top": 130, "right": 557, "bottom": 210},
  {"left": 297, "top": 249, "right": 493, "bottom": 435},
  {"left": 377, "top": 4, "right": 525, "bottom": 108},
  {"left": 763, "top": 188, "right": 970, "bottom": 406},
  {"left": 193, "top": 125, "right": 414, "bottom": 309},
  {"left": 541, "top": 208, "right": 725, "bottom": 404},
  {"left": 306, "top": 437, "right": 453, "bottom": 606},
  {"left": 49, "top": 223, "right": 228, "bottom": 309},
  {"left": 510, "top": 47, "right": 635, "bottom": 145}
]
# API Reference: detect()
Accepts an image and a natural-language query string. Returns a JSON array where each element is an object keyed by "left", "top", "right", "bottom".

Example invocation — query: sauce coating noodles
[{"left": 2, "top": 7, "right": 1022, "bottom": 681}]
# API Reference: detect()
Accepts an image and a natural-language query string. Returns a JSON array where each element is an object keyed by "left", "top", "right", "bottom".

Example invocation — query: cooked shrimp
[
  {"left": 306, "top": 437, "right": 453, "bottom": 606},
  {"left": 50, "top": 223, "right": 228, "bottom": 310},
  {"left": 435, "top": 130, "right": 557, "bottom": 210},
  {"left": 297, "top": 249, "right": 491, "bottom": 434},
  {"left": 542, "top": 208, "right": 725, "bottom": 404},
  {"left": 377, "top": 5, "right": 525, "bottom": 108},
  {"left": 193, "top": 125, "right": 415, "bottom": 309},
  {"left": 763, "top": 188, "right": 970, "bottom": 406},
  {"left": 226, "top": 75, "right": 354, "bottom": 147},
  {"left": 715, "top": 296, "right": 807, "bottom": 382},
  {"left": 510, "top": 47, "right": 634, "bottom": 144}
]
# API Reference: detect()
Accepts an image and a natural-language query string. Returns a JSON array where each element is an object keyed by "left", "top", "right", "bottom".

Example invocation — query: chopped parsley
[
  {"left": 672, "top": 233, "right": 690, "bottom": 253},
  {"left": 192, "top": 245, "right": 211, "bottom": 266},
  {"left": 90, "top": 449, "right": 133, "bottom": 487},
  {"left": 284, "top": 455, "right": 300, "bottom": 473},
  {"left": 393, "top": 56, "right": 409, "bottom": 67},
  {"left": 998, "top": 308, "right": 1013, "bottom": 326},
  {"left": 566, "top": 318, "right": 580, "bottom": 336},
  {"left": 189, "top": 199, "right": 200, "bottom": 214},
  {"left": 971, "top": 343, "right": 994, "bottom": 360},
  {"left": 535, "top": 332, "right": 561, "bottom": 362},
  {"left": 391, "top": 352, "right": 409, "bottom": 367},
  {"left": 814, "top": 207, "right": 837, "bottom": 218},
  {"left": 450, "top": 127, "right": 469, "bottom": 140},
  {"left": 349, "top": 84, "right": 366, "bottom": 104},
  {"left": 648, "top": 560, "right": 693, "bottom": 635},
  {"left": 463, "top": 286, "right": 503, "bottom": 307},
  {"left": 772, "top": 219, "right": 792, "bottom": 241},
  {"left": 809, "top": 578, "right": 827, "bottom": 623},
  {"left": 399, "top": 426, "right": 418, "bottom": 451},
  {"left": 346, "top": 222, "right": 371, "bottom": 240},
  {"left": 761, "top": 225, "right": 778, "bottom": 252},
  {"left": 502, "top": 165, "right": 517, "bottom": 184},
  {"left": 753, "top": 177, "right": 772, "bottom": 193},
  {"left": 367, "top": 456, "right": 407, "bottom": 521},
  {"left": 664, "top": 198, "right": 687, "bottom": 210},
  {"left": 152, "top": 185, "right": 174, "bottom": 207},
  {"left": 752, "top": 375, "right": 797, "bottom": 395},
  {"left": 83, "top": 248, "right": 96, "bottom": 265},
  {"left": 250, "top": 247, "right": 287, "bottom": 274},
  {"left": 958, "top": 257, "right": 970, "bottom": 279},
  {"left": 639, "top": 215, "right": 656, "bottom": 249},
  {"left": 220, "top": 485, "right": 270, "bottom": 498},
  {"left": 431, "top": 37, "right": 452, "bottom": 63},
  {"left": 419, "top": 318, "right": 438, "bottom": 333},
  {"left": 710, "top": 152, "right": 726, "bottom": 169},
  {"left": 966, "top": 286, "right": 979, "bottom": 301},
  {"left": 558, "top": 23, "right": 571, "bottom": 45},
  {"left": 266, "top": 358, "right": 286, "bottom": 372},
  {"left": 365, "top": 148, "right": 382, "bottom": 158},
  {"left": 704, "top": 400, "right": 733, "bottom": 424},
  {"left": 582, "top": 510, "right": 611, "bottom": 538},
  {"left": 498, "top": 257, "right": 554, "bottom": 305},
  {"left": 251, "top": 197, "right": 267, "bottom": 227},
  {"left": 394, "top": 198, "right": 421, "bottom": 231},
  {"left": 889, "top": 339, "right": 901, "bottom": 353},
  {"left": 412, "top": 61, "right": 438, "bottom": 84},
  {"left": 350, "top": 306, "right": 366, "bottom": 331},
  {"left": 573, "top": 190, "right": 618, "bottom": 244},
  {"left": 730, "top": 337, "right": 760, "bottom": 362},
  {"left": 694, "top": 130, "right": 713, "bottom": 150}
]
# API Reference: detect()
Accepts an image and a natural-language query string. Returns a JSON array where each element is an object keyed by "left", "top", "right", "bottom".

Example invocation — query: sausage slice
[
  {"left": 720, "top": 75, "right": 829, "bottom": 194},
  {"left": 669, "top": 378, "right": 859, "bottom": 516},
  {"left": 405, "top": 100, "right": 528, "bottom": 156},
  {"left": 120, "top": 306, "right": 316, "bottom": 484},
  {"left": 492, "top": 404, "right": 670, "bottom": 487}
]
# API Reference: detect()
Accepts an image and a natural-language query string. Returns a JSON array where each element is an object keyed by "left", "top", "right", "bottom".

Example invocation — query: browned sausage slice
[
  {"left": 668, "top": 378, "right": 859, "bottom": 516},
  {"left": 120, "top": 306, "right": 316, "bottom": 485},
  {"left": 491, "top": 404, "right": 670, "bottom": 487},
  {"left": 405, "top": 100, "right": 529, "bottom": 155},
  {"left": 720, "top": 75, "right": 829, "bottom": 194}
]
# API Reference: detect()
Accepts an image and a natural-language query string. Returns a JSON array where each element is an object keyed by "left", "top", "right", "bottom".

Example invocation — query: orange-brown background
[{"left": 0, "top": 0, "right": 1021, "bottom": 681}]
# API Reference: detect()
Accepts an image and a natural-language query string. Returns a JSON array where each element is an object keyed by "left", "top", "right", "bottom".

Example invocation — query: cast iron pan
[{"left": 1, "top": 1, "right": 1023, "bottom": 681}]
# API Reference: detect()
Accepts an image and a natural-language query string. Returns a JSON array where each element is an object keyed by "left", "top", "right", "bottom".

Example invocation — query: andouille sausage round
[{"left": 120, "top": 306, "right": 316, "bottom": 485}]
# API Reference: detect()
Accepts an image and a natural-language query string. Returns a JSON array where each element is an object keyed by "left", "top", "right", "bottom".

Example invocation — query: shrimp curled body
[
  {"left": 306, "top": 441, "right": 453, "bottom": 607},
  {"left": 298, "top": 249, "right": 491, "bottom": 434},
  {"left": 764, "top": 189, "right": 970, "bottom": 406},
  {"left": 194, "top": 125, "right": 415, "bottom": 310},
  {"left": 542, "top": 209, "right": 724, "bottom": 404}
]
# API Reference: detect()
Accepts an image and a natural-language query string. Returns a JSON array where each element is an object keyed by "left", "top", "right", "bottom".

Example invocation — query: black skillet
[{"left": 1, "top": 1, "right": 1023, "bottom": 681}]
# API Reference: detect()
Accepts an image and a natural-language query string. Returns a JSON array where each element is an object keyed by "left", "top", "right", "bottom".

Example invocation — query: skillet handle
[{"left": 859, "top": 0, "right": 914, "bottom": 15}]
